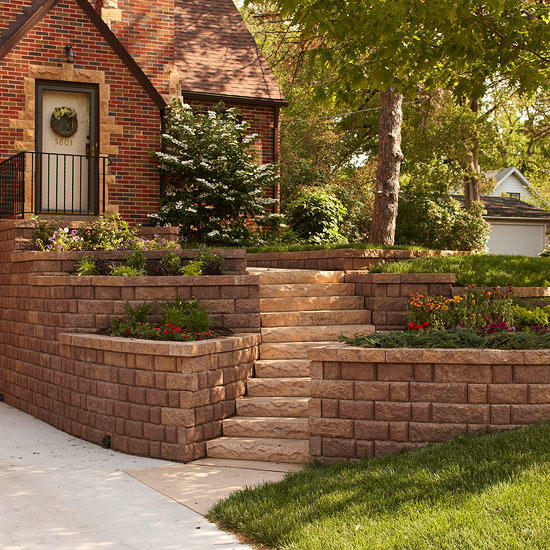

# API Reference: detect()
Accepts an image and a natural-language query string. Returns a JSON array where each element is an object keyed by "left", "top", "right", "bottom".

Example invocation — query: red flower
[
  {"left": 125, "top": 329, "right": 131, "bottom": 334},
  {"left": 423, "top": 322, "right": 430, "bottom": 327},
  {"left": 408, "top": 322, "right": 415, "bottom": 329}
]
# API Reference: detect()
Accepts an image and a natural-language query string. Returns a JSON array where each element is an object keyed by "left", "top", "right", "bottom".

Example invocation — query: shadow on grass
[{"left": 209, "top": 424, "right": 550, "bottom": 548}]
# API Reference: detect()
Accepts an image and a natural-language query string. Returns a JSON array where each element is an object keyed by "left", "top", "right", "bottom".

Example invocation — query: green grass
[
  {"left": 371, "top": 254, "right": 550, "bottom": 287},
  {"left": 247, "top": 242, "right": 427, "bottom": 254},
  {"left": 209, "top": 424, "right": 550, "bottom": 550}
]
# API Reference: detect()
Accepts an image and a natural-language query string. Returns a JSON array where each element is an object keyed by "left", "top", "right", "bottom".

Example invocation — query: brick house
[{"left": 0, "top": 0, "right": 285, "bottom": 224}]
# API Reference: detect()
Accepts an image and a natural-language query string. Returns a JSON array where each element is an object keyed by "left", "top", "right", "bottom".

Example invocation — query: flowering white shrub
[{"left": 150, "top": 100, "right": 279, "bottom": 245}]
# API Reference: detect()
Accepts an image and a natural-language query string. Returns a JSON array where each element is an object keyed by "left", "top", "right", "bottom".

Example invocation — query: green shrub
[
  {"left": 110, "top": 302, "right": 153, "bottom": 336},
  {"left": 341, "top": 328, "right": 550, "bottom": 349},
  {"left": 109, "top": 300, "right": 213, "bottom": 341},
  {"left": 181, "top": 259, "right": 203, "bottom": 276},
  {"left": 108, "top": 265, "right": 146, "bottom": 277},
  {"left": 162, "top": 297, "right": 211, "bottom": 332},
  {"left": 197, "top": 247, "right": 224, "bottom": 275},
  {"left": 74, "top": 257, "right": 98, "bottom": 276},
  {"left": 150, "top": 100, "right": 278, "bottom": 246},
  {"left": 286, "top": 188, "right": 347, "bottom": 242},
  {"left": 127, "top": 250, "right": 146, "bottom": 272},
  {"left": 513, "top": 305, "right": 550, "bottom": 331},
  {"left": 160, "top": 251, "right": 182, "bottom": 275},
  {"left": 395, "top": 194, "right": 490, "bottom": 251}
]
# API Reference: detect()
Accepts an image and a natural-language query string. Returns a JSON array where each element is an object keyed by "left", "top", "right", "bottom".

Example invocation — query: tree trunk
[
  {"left": 463, "top": 98, "right": 480, "bottom": 209},
  {"left": 370, "top": 88, "right": 404, "bottom": 245}
]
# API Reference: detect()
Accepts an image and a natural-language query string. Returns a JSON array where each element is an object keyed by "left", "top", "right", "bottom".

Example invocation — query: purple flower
[{"left": 71, "top": 229, "right": 78, "bottom": 235}]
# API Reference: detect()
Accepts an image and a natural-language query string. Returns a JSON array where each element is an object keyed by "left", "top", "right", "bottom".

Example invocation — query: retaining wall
[
  {"left": 248, "top": 248, "right": 468, "bottom": 271},
  {"left": 309, "top": 345, "right": 550, "bottom": 462},
  {"left": 2, "top": 333, "right": 259, "bottom": 462}
]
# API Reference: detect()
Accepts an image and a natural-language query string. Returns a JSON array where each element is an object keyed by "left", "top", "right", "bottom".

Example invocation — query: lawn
[
  {"left": 209, "top": 423, "right": 550, "bottom": 550},
  {"left": 371, "top": 254, "right": 550, "bottom": 287}
]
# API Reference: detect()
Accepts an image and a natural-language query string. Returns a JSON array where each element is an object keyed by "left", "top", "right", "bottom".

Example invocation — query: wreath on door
[{"left": 51, "top": 106, "right": 78, "bottom": 138}]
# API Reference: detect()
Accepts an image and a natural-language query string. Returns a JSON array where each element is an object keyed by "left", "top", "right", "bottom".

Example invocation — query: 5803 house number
[{"left": 55, "top": 138, "right": 73, "bottom": 146}]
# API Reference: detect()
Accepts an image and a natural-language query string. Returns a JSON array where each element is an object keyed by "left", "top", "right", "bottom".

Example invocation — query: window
[{"left": 503, "top": 192, "right": 521, "bottom": 200}]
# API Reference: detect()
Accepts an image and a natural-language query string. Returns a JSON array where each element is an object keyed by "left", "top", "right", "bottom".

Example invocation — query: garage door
[{"left": 487, "top": 223, "right": 546, "bottom": 256}]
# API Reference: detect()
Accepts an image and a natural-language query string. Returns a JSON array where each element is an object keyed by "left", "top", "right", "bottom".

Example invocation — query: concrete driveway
[{"left": 0, "top": 403, "right": 251, "bottom": 550}]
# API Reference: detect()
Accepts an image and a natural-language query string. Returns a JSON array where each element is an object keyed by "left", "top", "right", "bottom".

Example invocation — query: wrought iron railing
[{"left": 0, "top": 151, "right": 110, "bottom": 219}]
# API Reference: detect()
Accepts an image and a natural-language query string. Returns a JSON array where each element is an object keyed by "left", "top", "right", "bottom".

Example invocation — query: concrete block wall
[
  {"left": 2, "top": 332, "right": 259, "bottom": 462},
  {"left": 309, "top": 345, "right": 550, "bottom": 463}
]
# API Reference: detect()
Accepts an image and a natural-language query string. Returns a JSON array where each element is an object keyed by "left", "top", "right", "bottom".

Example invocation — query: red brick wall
[
  {"left": 0, "top": 0, "right": 162, "bottom": 224},
  {"left": 309, "top": 346, "right": 550, "bottom": 462},
  {"left": 110, "top": 0, "right": 175, "bottom": 97}
]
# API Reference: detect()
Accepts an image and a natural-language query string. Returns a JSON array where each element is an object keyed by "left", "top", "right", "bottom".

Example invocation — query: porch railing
[{"left": 0, "top": 151, "right": 110, "bottom": 219}]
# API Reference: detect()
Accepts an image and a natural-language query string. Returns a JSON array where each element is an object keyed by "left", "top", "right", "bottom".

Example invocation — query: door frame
[{"left": 35, "top": 80, "right": 100, "bottom": 214}]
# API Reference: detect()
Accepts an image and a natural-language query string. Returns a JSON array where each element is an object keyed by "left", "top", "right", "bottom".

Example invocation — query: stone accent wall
[
  {"left": 248, "top": 249, "right": 468, "bottom": 271},
  {"left": 309, "top": 345, "right": 550, "bottom": 463},
  {"left": 0, "top": 0, "right": 161, "bottom": 224},
  {"left": 347, "top": 273, "right": 456, "bottom": 330},
  {"left": 2, "top": 332, "right": 259, "bottom": 462}
]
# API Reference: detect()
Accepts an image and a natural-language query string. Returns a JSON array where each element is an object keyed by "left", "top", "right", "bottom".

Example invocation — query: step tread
[
  {"left": 260, "top": 295, "right": 364, "bottom": 312},
  {"left": 237, "top": 396, "right": 310, "bottom": 417},
  {"left": 223, "top": 416, "right": 309, "bottom": 439},
  {"left": 247, "top": 377, "right": 310, "bottom": 397},
  {"left": 207, "top": 436, "right": 311, "bottom": 464},
  {"left": 261, "top": 324, "right": 375, "bottom": 343},
  {"left": 261, "top": 309, "right": 371, "bottom": 327},
  {"left": 255, "top": 359, "right": 311, "bottom": 378},
  {"left": 260, "top": 341, "right": 338, "bottom": 359},
  {"left": 260, "top": 282, "right": 356, "bottom": 298},
  {"left": 250, "top": 268, "right": 345, "bottom": 285}
]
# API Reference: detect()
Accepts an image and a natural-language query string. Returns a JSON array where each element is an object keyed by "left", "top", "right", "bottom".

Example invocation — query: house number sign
[{"left": 50, "top": 106, "right": 78, "bottom": 140}]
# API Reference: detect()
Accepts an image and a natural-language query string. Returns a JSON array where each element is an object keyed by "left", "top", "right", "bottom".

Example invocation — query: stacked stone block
[{"left": 309, "top": 346, "right": 550, "bottom": 463}]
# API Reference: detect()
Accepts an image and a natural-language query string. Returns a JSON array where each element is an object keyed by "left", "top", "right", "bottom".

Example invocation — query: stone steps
[
  {"left": 206, "top": 437, "right": 311, "bottom": 464},
  {"left": 247, "top": 377, "right": 310, "bottom": 397},
  {"left": 261, "top": 324, "right": 374, "bottom": 343},
  {"left": 223, "top": 416, "right": 309, "bottom": 439},
  {"left": 260, "top": 341, "right": 336, "bottom": 360},
  {"left": 236, "top": 396, "right": 309, "bottom": 417},
  {"left": 206, "top": 268, "right": 372, "bottom": 465},
  {"left": 260, "top": 282, "right": 356, "bottom": 298},
  {"left": 261, "top": 309, "right": 371, "bottom": 327},
  {"left": 260, "top": 295, "right": 364, "bottom": 312},
  {"left": 255, "top": 359, "right": 310, "bottom": 378}
]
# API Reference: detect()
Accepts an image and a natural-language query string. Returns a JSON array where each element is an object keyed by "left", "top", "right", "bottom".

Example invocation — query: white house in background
[
  {"left": 481, "top": 167, "right": 549, "bottom": 256},
  {"left": 484, "top": 167, "right": 542, "bottom": 204}
]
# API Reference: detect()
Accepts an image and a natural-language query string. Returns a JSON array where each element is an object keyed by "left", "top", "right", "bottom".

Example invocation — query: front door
[{"left": 36, "top": 82, "right": 99, "bottom": 214}]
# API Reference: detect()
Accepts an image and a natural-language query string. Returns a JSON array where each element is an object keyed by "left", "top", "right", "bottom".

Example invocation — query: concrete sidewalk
[{"left": 0, "top": 403, "right": 252, "bottom": 550}]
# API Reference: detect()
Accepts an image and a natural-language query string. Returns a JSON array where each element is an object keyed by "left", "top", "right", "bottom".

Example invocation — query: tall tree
[{"left": 246, "top": 0, "right": 550, "bottom": 242}]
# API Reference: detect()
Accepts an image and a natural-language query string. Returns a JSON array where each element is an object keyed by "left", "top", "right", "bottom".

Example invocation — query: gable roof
[
  {"left": 175, "top": 0, "right": 286, "bottom": 105},
  {"left": 455, "top": 195, "right": 550, "bottom": 222},
  {"left": 0, "top": 0, "right": 166, "bottom": 110},
  {"left": 484, "top": 166, "right": 544, "bottom": 201}
]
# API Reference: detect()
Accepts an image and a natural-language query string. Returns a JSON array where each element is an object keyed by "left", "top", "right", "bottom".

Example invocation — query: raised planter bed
[
  {"left": 308, "top": 344, "right": 550, "bottom": 463},
  {"left": 247, "top": 248, "right": 467, "bottom": 271},
  {"left": 2, "top": 332, "right": 260, "bottom": 462}
]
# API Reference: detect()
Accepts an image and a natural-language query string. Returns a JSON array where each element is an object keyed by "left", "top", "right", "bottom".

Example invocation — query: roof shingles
[{"left": 175, "top": 0, "right": 284, "bottom": 103}]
